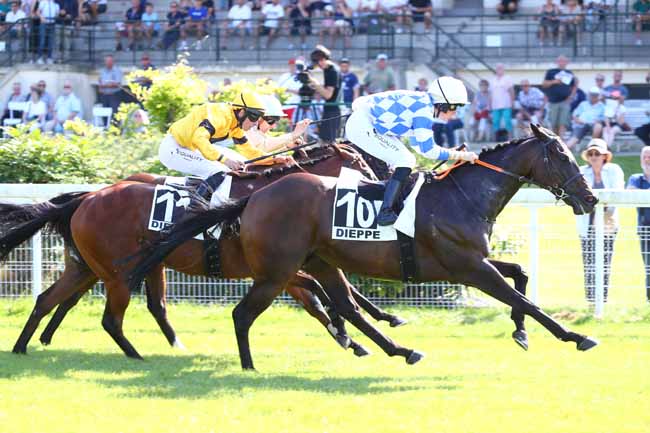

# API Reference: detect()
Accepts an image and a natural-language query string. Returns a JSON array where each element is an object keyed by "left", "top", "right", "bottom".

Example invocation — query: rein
[{"left": 433, "top": 138, "right": 583, "bottom": 202}]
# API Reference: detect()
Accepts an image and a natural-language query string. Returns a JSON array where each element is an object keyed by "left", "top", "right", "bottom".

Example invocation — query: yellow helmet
[{"left": 231, "top": 91, "right": 266, "bottom": 117}]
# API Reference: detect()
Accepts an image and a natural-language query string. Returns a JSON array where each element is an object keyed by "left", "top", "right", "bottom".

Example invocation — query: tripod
[{"left": 292, "top": 98, "right": 321, "bottom": 141}]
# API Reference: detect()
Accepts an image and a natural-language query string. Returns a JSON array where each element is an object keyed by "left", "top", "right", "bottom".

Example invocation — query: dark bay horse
[
  {"left": 128, "top": 125, "right": 600, "bottom": 370},
  {"left": 0, "top": 145, "right": 403, "bottom": 359}
]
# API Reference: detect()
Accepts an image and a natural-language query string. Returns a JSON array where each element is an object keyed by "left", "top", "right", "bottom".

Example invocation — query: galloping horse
[
  {"left": 0, "top": 144, "right": 404, "bottom": 359},
  {"left": 128, "top": 125, "right": 600, "bottom": 370}
]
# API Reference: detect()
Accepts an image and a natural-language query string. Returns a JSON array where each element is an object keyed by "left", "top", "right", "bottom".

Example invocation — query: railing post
[
  {"left": 31, "top": 231, "right": 42, "bottom": 301},
  {"left": 529, "top": 206, "right": 539, "bottom": 304},
  {"left": 594, "top": 204, "right": 605, "bottom": 318}
]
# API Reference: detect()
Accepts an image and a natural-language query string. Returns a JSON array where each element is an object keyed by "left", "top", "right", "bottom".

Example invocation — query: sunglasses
[
  {"left": 263, "top": 116, "right": 280, "bottom": 125},
  {"left": 586, "top": 151, "right": 602, "bottom": 157},
  {"left": 245, "top": 110, "right": 263, "bottom": 123}
]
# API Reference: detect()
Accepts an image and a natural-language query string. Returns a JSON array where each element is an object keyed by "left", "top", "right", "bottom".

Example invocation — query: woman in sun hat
[{"left": 577, "top": 138, "right": 625, "bottom": 304}]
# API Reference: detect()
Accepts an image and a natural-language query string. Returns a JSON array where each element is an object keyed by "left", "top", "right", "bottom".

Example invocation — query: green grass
[{"left": 1, "top": 300, "right": 650, "bottom": 433}]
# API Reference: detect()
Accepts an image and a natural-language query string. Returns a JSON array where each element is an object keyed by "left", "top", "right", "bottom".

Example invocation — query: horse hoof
[
  {"left": 172, "top": 338, "right": 186, "bottom": 350},
  {"left": 12, "top": 346, "right": 26, "bottom": 354},
  {"left": 352, "top": 345, "right": 371, "bottom": 357},
  {"left": 39, "top": 337, "right": 52, "bottom": 346},
  {"left": 336, "top": 334, "right": 351, "bottom": 349},
  {"left": 406, "top": 350, "right": 425, "bottom": 365},
  {"left": 577, "top": 336, "right": 599, "bottom": 351},
  {"left": 389, "top": 316, "right": 408, "bottom": 327},
  {"left": 512, "top": 330, "right": 529, "bottom": 351}
]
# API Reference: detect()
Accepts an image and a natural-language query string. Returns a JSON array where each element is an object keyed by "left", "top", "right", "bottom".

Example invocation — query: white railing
[{"left": 2, "top": 184, "right": 650, "bottom": 316}]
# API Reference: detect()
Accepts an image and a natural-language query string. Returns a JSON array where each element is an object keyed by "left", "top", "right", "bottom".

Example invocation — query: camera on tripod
[{"left": 294, "top": 59, "right": 315, "bottom": 103}]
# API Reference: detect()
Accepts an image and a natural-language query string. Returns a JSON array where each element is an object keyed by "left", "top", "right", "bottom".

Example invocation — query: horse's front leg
[
  {"left": 488, "top": 259, "right": 529, "bottom": 350},
  {"left": 463, "top": 259, "right": 598, "bottom": 351}
]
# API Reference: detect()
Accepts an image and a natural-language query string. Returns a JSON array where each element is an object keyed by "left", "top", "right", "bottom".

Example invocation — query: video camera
[{"left": 294, "top": 59, "right": 316, "bottom": 103}]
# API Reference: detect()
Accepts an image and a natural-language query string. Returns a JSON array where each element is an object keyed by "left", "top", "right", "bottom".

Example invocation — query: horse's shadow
[{"left": 0, "top": 349, "right": 462, "bottom": 398}]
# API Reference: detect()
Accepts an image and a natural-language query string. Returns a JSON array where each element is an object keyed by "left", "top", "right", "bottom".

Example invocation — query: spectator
[
  {"left": 131, "top": 108, "right": 150, "bottom": 133},
  {"left": 559, "top": 0, "right": 582, "bottom": 46},
  {"left": 98, "top": 54, "right": 123, "bottom": 121},
  {"left": 380, "top": 0, "right": 408, "bottom": 33},
  {"left": 584, "top": 0, "right": 607, "bottom": 33},
  {"left": 178, "top": 0, "right": 190, "bottom": 15},
  {"left": 4, "top": 1, "right": 26, "bottom": 38},
  {"left": 36, "top": 0, "right": 59, "bottom": 65},
  {"left": 29, "top": 80, "right": 54, "bottom": 121},
  {"left": 515, "top": 79, "right": 546, "bottom": 130},
  {"left": 634, "top": 96, "right": 650, "bottom": 146},
  {"left": 141, "top": 2, "right": 160, "bottom": 49},
  {"left": 115, "top": 0, "right": 142, "bottom": 52},
  {"left": 577, "top": 139, "right": 624, "bottom": 304},
  {"left": 594, "top": 73, "right": 606, "bottom": 98},
  {"left": 23, "top": 84, "right": 47, "bottom": 131},
  {"left": 140, "top": 53, "right": 156, "bottom": 70},
  {"left": 276, "top": 58, "right": 302, "bottom": 121},
  {"left": 332, "top": 0, "right": 353, "bottom": 48},
  {"left": 497, "top": 0, "right": 518, "bottom": 19},
  {"left": 307, "top": 45, "right": 341, "bottom": 143},
  {"left": 601, "top": 92, "right": 627, "bottom": 149},
  {"left": 260, "top": 0, "right": 284, "bottom": 49},
  {"left": 414, "top": 77, "right": 428, "bottom": 92},
  {"left": 318, "top": 5, "right": 335, "bottom": 46},
  {"left": 567, "top": 87, "right": 605, "bottom": 149},
  {"left": 538, "top": 0, "right": 560, "bottom": 46},
  {"left": 626, "top": 146, "right": 650, "bottom": 302},
  {"left": 340, "top": 57, "right": 360, "bottom": 109},
  {"left": 2, "top": 82, "right": 28, "bottom": 123},
  {"left": 88, "top": 0, "right": 107, "bottom": 21},
  {"left": 362, "top": 53, "right": 396, "bottom": 95},
  {"left": 433, "top": 110, "right": 464, "bottom": 148},
  {"left": 289, "top": 0, "right": 311, "bottom": 50},
  {"left": 542, "top": 55, "right": 576, "bottom": 136},
  {"left": 603, "top": 70, "right": 629, "bottom": 99},
  {"left": 0, "top": 0, "right": 9, "bottom": 20},
  {"left": 223, "top": 0, "right": 253, "bottom": 50},
  {"left": 186, "top": 0, "right": 208, "bottom": 49},
  {"left": 408, "top": 0, "right": 432, "bottom": 30},
  {"left": 160, "top": 2, "right": 186, "bottom": 50},
  {"left": 77, "top": 0, "right": 94, "bottom": 26},
  {"left": 490, "top": 63, "right": 514, "bottom": 140},
  {"left": 44, "top": 80, "right": 81, "bottom": 133},
  {"left": 570, "top": 76, "right": 586, "bottom": 112},
  {"left": 202, "top": 0, "right": 214, "bottom": 21},
  {"left": 470, "top": 79, "right": 491, "bottom": 142},
  {"left": 56, "top": 0, "right": 78, "bottom": 25},
  {"left": 633, "top": 0, "right": 650, "bottom": 45}
]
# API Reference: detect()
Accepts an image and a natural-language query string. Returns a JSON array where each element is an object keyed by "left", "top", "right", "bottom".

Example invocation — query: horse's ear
[{"left": 530, "top": 123, "right": 541, "bottom": 137}]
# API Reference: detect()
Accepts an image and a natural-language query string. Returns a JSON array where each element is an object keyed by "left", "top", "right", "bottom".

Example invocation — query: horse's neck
[{"left": 452, "top": 144, "right": 532, "bottom": 222}]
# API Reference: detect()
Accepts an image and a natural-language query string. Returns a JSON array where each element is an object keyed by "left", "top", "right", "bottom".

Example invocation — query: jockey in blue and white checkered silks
[{"left": 345, "top": 76, "right": 479, "bottom": 226}]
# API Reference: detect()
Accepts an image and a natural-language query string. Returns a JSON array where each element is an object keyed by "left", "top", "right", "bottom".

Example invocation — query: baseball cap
[
  {"left": 288, "top": 58, "right": 296, "bottom": 65},
  {"left": 340, "top": 57, "right": 350, "bottom": 64},
  {"left": 376, "top": 53, "right": 388, "bottom": 61},
  {"left": 588, "top": 86, "right": 601, "bottom": 95}
]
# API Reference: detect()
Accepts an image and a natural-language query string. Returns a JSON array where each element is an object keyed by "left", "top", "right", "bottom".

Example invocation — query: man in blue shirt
[
  {"left": 345, "top": 77, "right": 478, "bottom": 226},
  {"left": 339, "top": 58, "right": 359, "bottom": 109},
  {"left": 603, "top": 70, "right": 630, "bottom": 99},
  {"left": 186, "top": 0, "right": 208, "bottom": 48},
  {"left": 44, "top": 80, "right": 82, "bottom": 134},
  {"left": 567, "top": 87, "right": 604, "bottom": 149},
  {"left": 627, "top": 145, "right": 650, "bottom": 302}
]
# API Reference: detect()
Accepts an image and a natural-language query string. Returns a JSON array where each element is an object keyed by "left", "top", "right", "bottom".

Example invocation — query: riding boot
[
  {"left": 195, "top": 172, "right": 226, "bottom": 201},
  {"left": 376, "top": 167, "right": 411, "bottom": 227}
]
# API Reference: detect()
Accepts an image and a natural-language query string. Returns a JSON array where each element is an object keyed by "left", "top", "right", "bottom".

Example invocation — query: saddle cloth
[{"left": 331, "top": 167, "right": 424, "bottom": 241}]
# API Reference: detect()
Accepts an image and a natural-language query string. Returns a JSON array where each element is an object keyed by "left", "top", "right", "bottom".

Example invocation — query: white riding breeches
[
  {"left": 345, "top": 100, "right": 416, "bottom": 169},
  {"left": 158, "top": 134, "right": 244, "bottom": 178}
]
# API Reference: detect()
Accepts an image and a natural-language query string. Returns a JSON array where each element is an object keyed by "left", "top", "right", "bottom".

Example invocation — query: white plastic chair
[
  {"left": 3, "top": 101, "right": 28, "bottom": 127},
  {"left": 92, "top": 106, "right": 113, "bottom": 129}
]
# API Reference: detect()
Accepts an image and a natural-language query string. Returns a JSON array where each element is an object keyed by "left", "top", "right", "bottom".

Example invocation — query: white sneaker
[
  {"left": 36, "top": 57, "right": 44, "bottom": 65},
  {"left": 46, "top": 58, "right": 54, "bottom": 65},
  {"left": 635, "top": 39, "right": 642, "bottom": 46},
  {"left": 179, "top": 41, "right": 189, "bottom": 50}
]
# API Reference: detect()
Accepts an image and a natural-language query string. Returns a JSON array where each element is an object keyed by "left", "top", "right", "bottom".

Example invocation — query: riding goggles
[
  {"left": 245, "top": 109, "right": 264, "bottom": 123},
  {"left": 436, "top": 103, "right": 465, "bottom": 113},
  {"left": 263, "top": 116, "right": 280, "bottom": 125}
]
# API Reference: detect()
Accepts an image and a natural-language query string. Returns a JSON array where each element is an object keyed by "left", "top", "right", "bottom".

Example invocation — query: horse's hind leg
[
  {"left": 232, "top": 278, "right": 286, "bottom": 370},
  {"left": 465, "top": 259, "right": 598, "bottom": 351},
  {"left": 40, "top": 287, "right": 91, "bottom": 346},
  {"left": 286, "top": 274, "right": 370, "bottom": 357},
  {"left": 13, "top": 267, "right": 96, "bottom": 354},
  {"left": 489, "top": 259, "right": 529, "bottom": 350},
  {"left": 144, "top": 265, "right": 183, "bottom": 349},
  {"left": 101, "top": 280, "right": 142, "bottom": 359},
  {"left": 304, "top": 258, "right": 423, "bottom": 365}
]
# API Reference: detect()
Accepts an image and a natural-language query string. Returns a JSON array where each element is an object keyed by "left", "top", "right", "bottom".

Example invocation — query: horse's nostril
[{"left": 585, "top": 195, "right": 598, "bottom": 204}]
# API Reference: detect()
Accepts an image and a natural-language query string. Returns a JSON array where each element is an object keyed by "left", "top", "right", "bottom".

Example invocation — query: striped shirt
[{"left": 366, "top": 90, "right": 449, "bottom": 160}]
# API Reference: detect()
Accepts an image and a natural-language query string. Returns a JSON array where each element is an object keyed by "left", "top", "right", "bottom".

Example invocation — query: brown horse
[
  {"left": 128, "top": 125, "right": 601, "bottom": 370},
  {"left": 1, "top": 145, "right": 402, "bottom": 359}
]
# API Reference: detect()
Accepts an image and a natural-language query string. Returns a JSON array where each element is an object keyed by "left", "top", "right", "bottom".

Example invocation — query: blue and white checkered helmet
[{"left": 428, "top": 76, "right": 469, "bottom": 106}]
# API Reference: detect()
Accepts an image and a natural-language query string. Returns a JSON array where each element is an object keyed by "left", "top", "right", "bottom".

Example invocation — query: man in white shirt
[
  {"left": 260, "top": 0, "right": 284, "bottom": 49},
  {"left": 223, "top": 0, "right": 252, "bottom": 50},
  {"left": 44, "top": 80, "right": 82, "bottom": 134},
  {"left": 37, "top": 0, "right": 59, "bottom": 64},
  {"left": 3, "top": 1, "right": 26, "bottom": 38},
  {"left": 276, "top": 58, "right": 303, "bottom": 124}
]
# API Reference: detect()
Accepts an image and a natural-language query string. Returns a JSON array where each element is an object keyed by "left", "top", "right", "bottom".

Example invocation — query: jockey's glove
[{"left": 448, "top": 150, "right": 479, "bottom": 163}]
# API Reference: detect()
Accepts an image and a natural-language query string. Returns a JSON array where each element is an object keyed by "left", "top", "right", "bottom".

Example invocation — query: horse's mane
[{"left": 477, "top": 136, "right": 533, "bottom": 159}]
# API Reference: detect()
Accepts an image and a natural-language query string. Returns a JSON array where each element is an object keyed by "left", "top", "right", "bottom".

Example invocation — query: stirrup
[
  {"left": 376, "top": 208, "right": 398, "bottom": 226},
  {"left": 195, "top": 180, "right": 214, "bottom": 201}
]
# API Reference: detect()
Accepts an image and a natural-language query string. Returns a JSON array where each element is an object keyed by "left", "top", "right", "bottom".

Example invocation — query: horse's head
[{"left": 528, "top": 124, "right": 598, "bottom": 214}]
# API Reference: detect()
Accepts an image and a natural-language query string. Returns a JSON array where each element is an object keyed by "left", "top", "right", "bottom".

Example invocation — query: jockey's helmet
[
  {"left": 428, "top": 77, "right": 469, "bottom": 113},
  {"left": 259, "top": 94, "right": 286, "bottom": 125},
  {"left": 231, "top": 91, "right": 266, "bottom": 122}
]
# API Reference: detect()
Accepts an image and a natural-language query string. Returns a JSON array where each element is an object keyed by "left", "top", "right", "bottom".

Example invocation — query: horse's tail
[
  {"left": 127, "top": 196, "right": 251, "bottom": 293},
  {"left": 0, "top": 191, "right": 88, "bottom": 262}
]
